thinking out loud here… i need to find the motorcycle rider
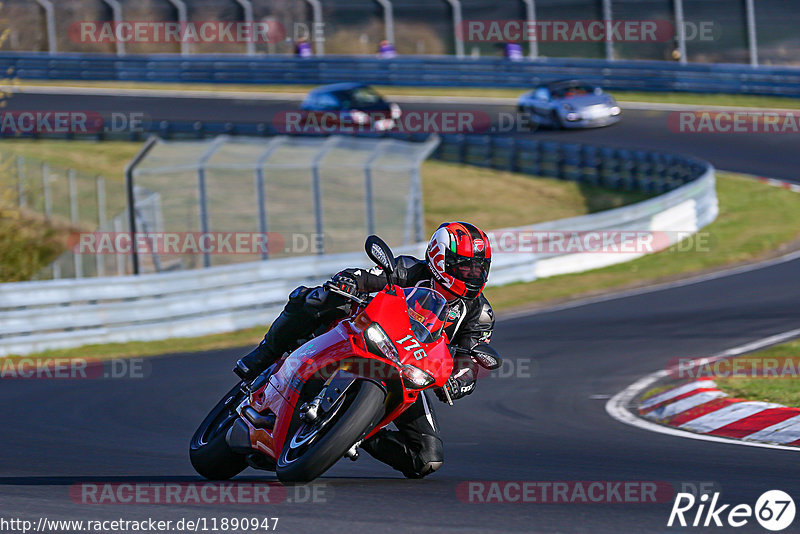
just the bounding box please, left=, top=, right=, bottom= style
left=233, top=221, right=495, bottom=479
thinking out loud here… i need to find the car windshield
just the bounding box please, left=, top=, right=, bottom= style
left=341, top=87, right=383, bottom=108
left=552, top=84, right=596, bottom=98
left=403, top=287, right=448, bottom=343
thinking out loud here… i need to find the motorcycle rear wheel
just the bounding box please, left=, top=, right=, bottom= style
left=276, top=380, right=385, bottom=483
left=190, top=383, right=248, bottom=480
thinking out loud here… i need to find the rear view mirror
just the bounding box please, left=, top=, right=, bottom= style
left=471, top=344, right=502, bottom=371
left=365, top=235, right=396, bottom=275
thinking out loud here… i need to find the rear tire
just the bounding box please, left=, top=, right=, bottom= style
left=190, top=384, right=248, bottom=480
left=276, top=380, right=385, bottom=484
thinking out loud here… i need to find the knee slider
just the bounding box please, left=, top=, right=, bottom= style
left=407, top=434, right=443, bottom=478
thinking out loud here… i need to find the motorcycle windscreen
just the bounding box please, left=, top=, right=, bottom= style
left=403, top=287, right=448, bottom=343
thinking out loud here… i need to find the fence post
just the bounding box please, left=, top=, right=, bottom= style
left=16, top=156, right=26, bottom=208
left=310, top=136, right=341, bottom=255
left=196, top=136, right=229, bottom=268
left=254, top=136, right=288, bottom=260
left=521, top=0, right=537, bottom=59
left=42, top=162, right=52, bottom=219
left=31, top=0, right=57, bottom=54
left=445, top=0, right=465, bottom=58
left=113, top=215, right=125, bottom=275
left=100, top=0, right=126, bottom=56
left=125, top=136, right=160, bottom=275
left=167, top=0, right=190, bottom=55
left=673, top=0, right=688, bottom=64
left=69, top=169, right=83, bottom=278
left=234, top=0, right=256, bottom=56
left=96, top=177, right=107, bottom=277
left=374, top=0, right=395, bottom=47
left=304, top=0, right=325, bottom=55
left=744, top=0, right=758, bottom=67
left=602, top=0, right=614, bottom=61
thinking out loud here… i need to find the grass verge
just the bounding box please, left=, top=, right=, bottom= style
left=0, top=201, right=75, bottom=282
left=9, top=79, right=800, bottom=110
left=483, top=172, right=800, bottom=310
left=6, top=170, right=800, bottom=362
left=712, top=342, right=800, bottom=407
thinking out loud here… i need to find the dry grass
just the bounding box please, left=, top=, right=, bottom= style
left=0, top=196, right=75, bottom=282
left=422, top=160, right=647, bottom=235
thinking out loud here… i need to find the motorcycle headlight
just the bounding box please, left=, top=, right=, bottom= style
left=365, top=323, right=399, bottom=364
left=401, top=364, right=435, bottom=389
left=610, top=106, right=621, bottom=116
left=350, top=110, right=370, bottom=125
left=390, top=103, right=401, bottom=119
left=566, top=112, right=580, bottom=121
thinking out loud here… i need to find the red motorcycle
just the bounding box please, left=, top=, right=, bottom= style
left=190, top=236, right=500, bottom=483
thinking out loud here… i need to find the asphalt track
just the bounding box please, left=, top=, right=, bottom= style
left=3, top=91, right=800, bottom=181
left=1, top=91, right=799, bottom=533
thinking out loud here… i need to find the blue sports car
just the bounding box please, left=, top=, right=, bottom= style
left=517, top=80, right=621, bottom=130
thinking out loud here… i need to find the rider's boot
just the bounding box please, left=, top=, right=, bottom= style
left=234, top=287, right=318, bottom=381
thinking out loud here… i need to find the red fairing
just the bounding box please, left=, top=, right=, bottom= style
left=236, top=286, right=454, bottom=462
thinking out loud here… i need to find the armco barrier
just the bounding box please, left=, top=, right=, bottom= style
left=0, top=160, right=716, bottom=356
left=1, top=52, right=800, bottom=96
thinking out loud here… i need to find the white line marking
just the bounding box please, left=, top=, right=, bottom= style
left=640, top=379, right=717, bottom=410
left=679, top=401, right=781, bottom=433
left=606, top=329, right=800, bottom=452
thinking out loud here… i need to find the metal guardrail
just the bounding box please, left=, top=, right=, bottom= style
left=1, top=52, right=800, bottom=96
left=0, top=154, right=716, bottom=356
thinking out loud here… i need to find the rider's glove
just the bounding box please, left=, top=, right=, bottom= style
left=435, top=366, right=477, bottom=403
left=328, top=271, right=359, bottom=296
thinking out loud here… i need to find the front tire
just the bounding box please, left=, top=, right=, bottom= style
left=276, top=380, right=385, bottom=483
left=190, top=383, right=248, bottom=480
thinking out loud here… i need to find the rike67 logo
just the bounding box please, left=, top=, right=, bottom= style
left=668, top=490, right=795, bottom=530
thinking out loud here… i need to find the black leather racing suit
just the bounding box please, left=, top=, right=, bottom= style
left=237, top=255, right=495, bottom=478
left=340, top=255, right=495, bottom=478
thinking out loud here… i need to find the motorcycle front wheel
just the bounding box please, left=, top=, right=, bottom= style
left=276, top=380, right=385, bottom=483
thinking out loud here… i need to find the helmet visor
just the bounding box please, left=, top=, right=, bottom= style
left=447, top=256, right=490, bottom=286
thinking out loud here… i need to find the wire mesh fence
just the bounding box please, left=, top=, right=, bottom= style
left=128, top=134, right=439, bottom=274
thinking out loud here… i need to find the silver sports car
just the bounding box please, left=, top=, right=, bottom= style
left=517, top=80, right=622, bottom=130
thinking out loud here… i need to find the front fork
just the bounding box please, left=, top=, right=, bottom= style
left=298, top=369, right=360, bottom=423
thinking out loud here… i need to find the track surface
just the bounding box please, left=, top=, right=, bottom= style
left=1, top=91, right=799, bottom=533
left=4, top=91, right=800, bottom=181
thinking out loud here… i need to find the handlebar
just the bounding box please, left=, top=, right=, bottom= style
left=323, top=281, right=370, bottom=307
